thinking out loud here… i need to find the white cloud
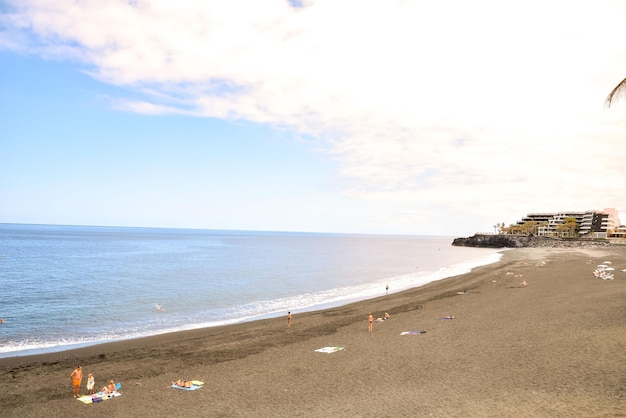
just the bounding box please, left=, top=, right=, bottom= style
left=2, top=0, right=626, bottom=232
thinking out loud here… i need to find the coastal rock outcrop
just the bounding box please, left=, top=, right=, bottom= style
left=451, top=234, right=614, bottom=248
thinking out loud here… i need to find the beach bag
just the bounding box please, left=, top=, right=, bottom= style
left=92, top=397, right=103, bottom=403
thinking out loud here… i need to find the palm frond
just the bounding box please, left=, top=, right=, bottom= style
left=605, top=77, right=626, bottom=107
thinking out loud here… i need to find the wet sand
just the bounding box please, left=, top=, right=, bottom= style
left=1, top=247, right=625, bottom=417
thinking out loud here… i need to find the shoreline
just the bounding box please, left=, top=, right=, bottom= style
left=0, top=249, right=503, bottom=360
left=0, top=250, right=506, bottom=367
left=2, top=247, right=625, bottom=417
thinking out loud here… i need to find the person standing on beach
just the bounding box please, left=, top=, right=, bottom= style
left=70, top=365, right=82, bottom=397
left=368, top=312, right=373, bottom=332
left=86, top=373, right=95, bottom=395
left=287, top=311, right=292, bottom=327
left=386, top=284, right=389, bottom=295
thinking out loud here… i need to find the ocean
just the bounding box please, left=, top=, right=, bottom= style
left=0, top=224, right=501, bottom=358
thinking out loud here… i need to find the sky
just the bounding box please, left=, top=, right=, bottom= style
left=1, top=0, right=625, bottom=236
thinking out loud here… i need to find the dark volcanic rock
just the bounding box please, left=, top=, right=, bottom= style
left=451, top=234, right=613, bottom=249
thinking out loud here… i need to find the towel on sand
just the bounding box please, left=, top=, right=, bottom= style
left=77, top=392, right=122, bottom=404
left=400, top=331, right=426, bottom=335
left=315, top=346, right=344, bottom=353
left=171, top=381, right=205, bottom=391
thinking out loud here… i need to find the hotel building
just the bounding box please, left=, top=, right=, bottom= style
left=516, top=208, right=621, bottom=238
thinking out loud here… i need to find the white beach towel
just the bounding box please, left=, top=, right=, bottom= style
left=315, top=346, right=344, bottom=353
left=400, top=331, right=426, bottom=335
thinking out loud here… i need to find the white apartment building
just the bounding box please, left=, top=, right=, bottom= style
left=517, top=208, right=621, bottom=238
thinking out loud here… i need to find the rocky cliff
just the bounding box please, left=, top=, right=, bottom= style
left=451, top=234, right=614, bottom=248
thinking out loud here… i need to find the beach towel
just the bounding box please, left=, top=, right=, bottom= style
left=400, top=331, right=426, bottom=335
left=77, top=392, right=122, bottom=404
left=315, top=346, right=344, bottom=353
left=171, top=381, right=204, bottom=391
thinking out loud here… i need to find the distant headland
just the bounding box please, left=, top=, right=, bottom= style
left=451, top=234, right=622, bottom=248
left=453, top=208, right=626, bottom=248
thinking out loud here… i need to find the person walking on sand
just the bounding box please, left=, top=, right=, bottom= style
left=368, top=312, right=373, bottom=332
left=70, top=365, right=82, bottom=397
left=287, top=311, right=292, bottom=327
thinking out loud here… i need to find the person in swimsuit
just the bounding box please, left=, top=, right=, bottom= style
left=101, top=380, right=117, bottom=394
left=368, top=312, right=373, bottom=332
left=86, top=373, right=95, bottom=394
left=70, top=365, right=82, bottom=397
left=287, top=311, right=292, bottom=327
left=172, top=379, right=193, bottom=388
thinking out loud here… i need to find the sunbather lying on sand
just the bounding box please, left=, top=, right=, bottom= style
left=172, top=379, right=193, bottom=388
left=374, top=312, right=391, bottom=322
left=441, top=315, right=456, bottom=320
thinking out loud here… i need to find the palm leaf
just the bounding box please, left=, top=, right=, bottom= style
left=605, top=77, right=626, bottom=107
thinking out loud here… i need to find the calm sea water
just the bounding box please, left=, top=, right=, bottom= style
left=0, top=224, right=501, bottom=358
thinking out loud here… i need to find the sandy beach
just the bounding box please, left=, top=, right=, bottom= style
left=1, top=247, right=625, bottom=417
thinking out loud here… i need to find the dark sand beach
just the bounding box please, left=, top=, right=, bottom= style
left=1, top=247, right=625, bottom=417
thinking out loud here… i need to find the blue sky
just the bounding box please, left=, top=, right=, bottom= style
left=1, top=1, right=625, bottom=236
